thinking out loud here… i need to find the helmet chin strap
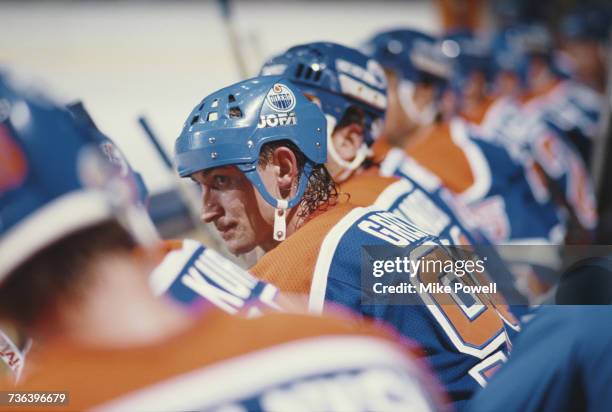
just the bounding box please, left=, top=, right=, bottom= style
left=240, top=162, right=313, bottom=242
left=325, top=114, right=371, bottom=183
left=399, top=80, right=436, bottom=126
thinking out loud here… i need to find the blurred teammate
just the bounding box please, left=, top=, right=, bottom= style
left=0, top=72, right=446, bottom=411
left=176, top=74, right=513, bottom=408
left=559, top=7, right=610, bottom=94
left=365, top=29, right=568, bottom=299
left=368, top=32, right=562, bottom=243
left=514, top=24, right=604, bottom=165
left=487, top=24, right=599, bottom=243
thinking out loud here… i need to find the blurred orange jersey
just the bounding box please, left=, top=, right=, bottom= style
left=405, top=121, right=477, bottom=196
left=250, top=202, right=357, bottom=295
left=7, top=309, right=444, bottom=411
left=339, top=168, right=400, bottom=208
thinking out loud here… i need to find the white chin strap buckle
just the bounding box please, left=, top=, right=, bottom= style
left=273, top=199, right=289, bottom=241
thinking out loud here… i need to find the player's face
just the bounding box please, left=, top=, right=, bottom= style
left=382, top=69, right=419, bottom=145
left=326, top=123, right=364, bottom=181
left=191, top=166, right=274, bottom=255
left=463, top=72, right=487, bottom=102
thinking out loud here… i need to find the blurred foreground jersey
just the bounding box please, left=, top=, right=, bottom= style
left=8, top=310, right=445, bottom=411
left=468, top=306, right=612, bottom=412
left=149, top=239, right=283, bottom=317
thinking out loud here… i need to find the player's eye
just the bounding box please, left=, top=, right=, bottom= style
left=213, top=175, right=231, bottom=189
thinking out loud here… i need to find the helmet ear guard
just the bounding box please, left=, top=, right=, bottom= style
left=175, top=76, right=327, bottom=242
left=236, top=160, right=313, bottom=241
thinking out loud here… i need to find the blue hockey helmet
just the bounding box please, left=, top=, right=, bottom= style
left=0, top=71, right=156, bottom=285
left=66, top=101, right=150, bottom=207
left=490, top=24, right=555, bottom=86
left=363, top=29, right=450, bottom=85
left=175, top=75, right=326, bottom=241
left=363, top=29, right=450, bottom=125
left=560, top=7, right=611, bottom=43
left=440, top=30, right=494, bottom=96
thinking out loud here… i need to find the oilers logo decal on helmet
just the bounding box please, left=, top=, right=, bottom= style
left=258, top=83, right=298, bottom=129
left=265, top=83, right=296, bottom=112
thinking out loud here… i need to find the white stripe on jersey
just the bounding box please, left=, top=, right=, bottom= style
left=309, top=207, right=375, bottom=314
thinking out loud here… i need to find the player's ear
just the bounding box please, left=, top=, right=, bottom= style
left=271, top=146, right=298, bottom=199
left=332, top=123, right=364, bottom=162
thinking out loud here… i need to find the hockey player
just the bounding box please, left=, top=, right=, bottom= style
left=516, top=24, right=605, bottom=166
left=176, top=75, right=514, bottom=407
left=368, top=30, right=565, bottom=243
left=487, top=24, right=599, bottom=243
left=0, top=73, right=445, bottom=410
left=559, top=7, right=610, bottom=94
left=259, top=41, right=525, bottom=309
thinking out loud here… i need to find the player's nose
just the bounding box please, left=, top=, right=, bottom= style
left=200, top=186, right=223, bottom=223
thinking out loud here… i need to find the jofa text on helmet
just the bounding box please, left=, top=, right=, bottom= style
left=258, top=112, right=298, bottom=128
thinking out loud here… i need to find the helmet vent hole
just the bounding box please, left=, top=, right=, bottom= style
left=190, top=115, right=200, bottom=125
left=314, top=70, right=322, bottom=82
left=211, top=99, right=219, bottom=108
left=295, top=64, right=304, bottom=78
left=228, top=94, right=236, bottom=103
left=207, top=111, right=219, bottom=122
left=229, top=107, right=242, bottom=119
left=198, top=101, right=206, bottom=111
left=305, top=67, right=313, bottom=79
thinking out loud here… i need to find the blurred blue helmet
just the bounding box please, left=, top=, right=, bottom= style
left=175, top=75, right=326, bottom=241
left=489, top=24, right=555, bottom=85
left=0, top=71, right=156, bottom=285
left=560, top=7, right=611, bottom=43
left=260, top=42, right=387, bottom=147
left=363, top=28, right=450, bottom=124
left=363, top=29, right=449, bottom=84
left=65, top=101, right=150, bottom=207
left=440, top=30, right=493, bottom=95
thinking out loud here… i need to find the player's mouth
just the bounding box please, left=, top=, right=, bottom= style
left=216, top=222, right=237, bottom=239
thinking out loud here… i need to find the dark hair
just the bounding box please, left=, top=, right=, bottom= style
left=258, top=140, right=339, bottom=220
left=0, top=221, right=136, bottom=330
left=336, top=105, right=366, bottom=131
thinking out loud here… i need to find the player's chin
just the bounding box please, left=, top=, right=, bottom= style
left=225, top=236, right=256, bottom=256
